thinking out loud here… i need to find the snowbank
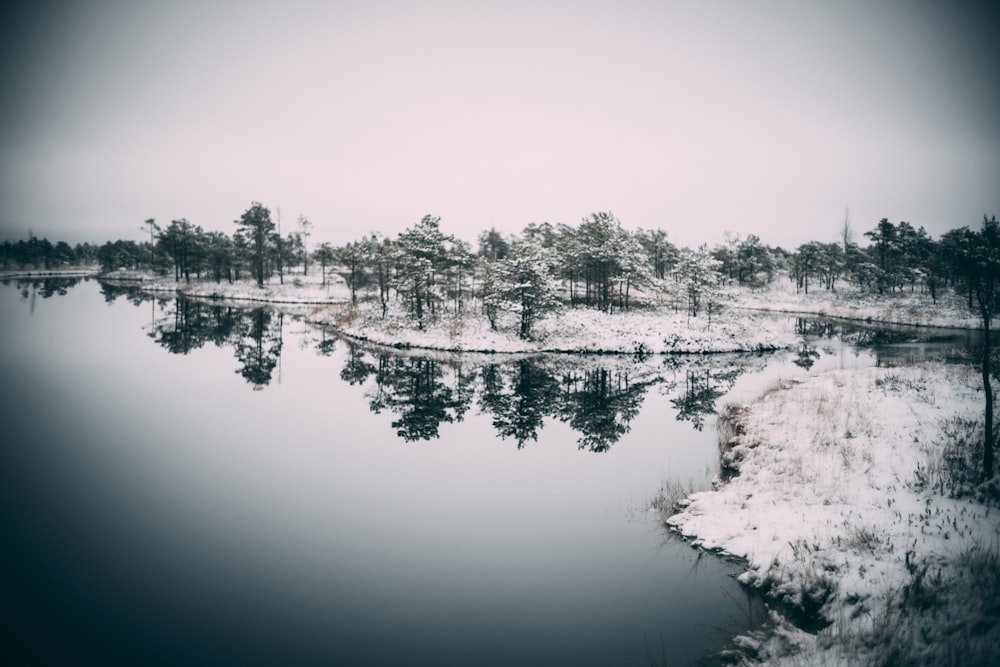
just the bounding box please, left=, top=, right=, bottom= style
left=668, top=364, right=1000, bottom=665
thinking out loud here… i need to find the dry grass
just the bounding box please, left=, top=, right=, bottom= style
left=650, top=478, right=706, bottom=516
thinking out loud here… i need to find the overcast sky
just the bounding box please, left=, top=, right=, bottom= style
left=1, top=0, right=997, bottom=250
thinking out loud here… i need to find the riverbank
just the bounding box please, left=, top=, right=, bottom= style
left=667, top=363, right=1000, bottom=665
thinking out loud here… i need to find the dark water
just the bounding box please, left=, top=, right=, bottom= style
left=0, top=279, right=974, bottom=666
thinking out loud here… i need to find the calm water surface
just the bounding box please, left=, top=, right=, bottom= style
left=0, top=279, right=973, bottom=666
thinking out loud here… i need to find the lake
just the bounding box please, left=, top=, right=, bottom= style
left=0, top=278, right=975, bottom=666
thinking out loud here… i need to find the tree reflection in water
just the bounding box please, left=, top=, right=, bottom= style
left=365, top=355, right=474, bottom=441
left=131, top=292, right=764, bottom=447
left=345, top=342, right=753, bottom=450
left=480, top=359, right=560, bottom=448
left=148, top=296, right=283, bottom=389
left=100, top=281, right=151, bottom=306
left=793, top=343, right=821, bottom=370
left=556, top=368, right=657, bottom=452
left=233, top=309, right=283, bottom=390
left=6, top=277, right=84, bottom=314
left=671, top=369, right=727, bottom=431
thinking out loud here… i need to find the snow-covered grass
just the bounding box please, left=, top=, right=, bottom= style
left=667, top=364, right=1000, bottom=665
left=730, top=279, right=981, bottom=330
left=306, top=299, right=800, bottom=354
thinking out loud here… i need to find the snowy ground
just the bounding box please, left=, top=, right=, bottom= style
left=306, top=299, right=801, bottom=354
left=731, top=279, right=981, bottom=330
left=667, top=364, right=1000, bottom=665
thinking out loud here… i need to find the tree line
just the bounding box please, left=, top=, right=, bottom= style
left=4, top=202, right=999, bottom=343
left=1, top=236, right=98, bottom=269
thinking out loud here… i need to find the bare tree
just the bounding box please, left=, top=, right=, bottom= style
left=840, top=207, right=853, bottom=253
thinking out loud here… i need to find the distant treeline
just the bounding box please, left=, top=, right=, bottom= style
left=1, top=237, right=99, bottom=269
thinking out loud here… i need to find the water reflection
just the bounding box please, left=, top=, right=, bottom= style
left=100, top=281, right=152, bottom=306
left=366, top=355, right=474, bottom=441
left=480, top=359, right=560, bottom=447
left=2, top=276, right=85, bottom=313
left=149, top=296, right=284, bottom=389
left=233, top=309, right=283, bottom=389
left=343, top=345, right=761, bottom=450
left=792, top=343, right=821, bottom=370
left=131, top=295, right=981, bottom=447
left=671, top=369, right=727, bottom=431
left=556, top=367, right=657, bottom=451
left=795, top=316, right=979, bottom=350
left=135, top=295, right=767, bottom=449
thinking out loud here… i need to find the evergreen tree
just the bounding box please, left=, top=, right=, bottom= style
left=483, top=240, right=560, bottom=339
left=337, top=240, right=368, bottom=304
left=674, top=246, right=722, bottom=318
left=235, top=202, right=275, bottom=287
left=314, top=242, right=336, bottom=287
left=394, top=215, right=449, bottom=328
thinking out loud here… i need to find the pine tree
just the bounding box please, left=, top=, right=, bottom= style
left=235, top=202, right=274, bottom=287
left=674, top=246, right=722, bottom=319
left=484, top=240, right=560, bottom=339
left=394, top=215, right=449, bottom=328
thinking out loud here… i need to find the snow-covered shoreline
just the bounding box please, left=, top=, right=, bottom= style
left=0, top=267, right=100, bottom=279
left=668, top=364, right=1000, bottom=665
left=86, top=270, right=986, bottom=355
left=306, top=300, right=801, bottom=354
left=99, top=270, right=807, bottom=354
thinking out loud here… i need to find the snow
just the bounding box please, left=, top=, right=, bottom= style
left=302, top=299, right=802, bottom=354
left=667, top=364, right=1000, bottom=665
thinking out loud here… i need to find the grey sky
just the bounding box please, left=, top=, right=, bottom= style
left=1, top=0, right=997, bottom=250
